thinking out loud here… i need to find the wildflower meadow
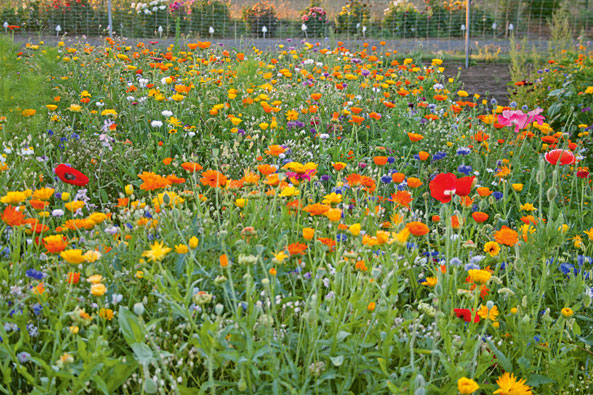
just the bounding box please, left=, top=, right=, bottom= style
left=0, top=34, right=592, bottom=394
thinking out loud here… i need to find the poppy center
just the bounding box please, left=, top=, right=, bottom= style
left=64, top=172, right=77, bottom=181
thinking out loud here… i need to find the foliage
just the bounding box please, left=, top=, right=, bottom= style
left=189, top=0, right=230, bottom=38
left=334, top=0, right=370, bottom=35
left=242, top=0, right=278, bottom=37
left=301, top=0, right=328, bottom=37
left=0, top=35, right=592, bottom=394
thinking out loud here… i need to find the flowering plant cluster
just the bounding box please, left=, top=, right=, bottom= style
left=301, top=2, right=329, bottom=37
left=0, top=36, right=592, bottom=393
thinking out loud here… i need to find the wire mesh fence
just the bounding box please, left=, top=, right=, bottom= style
left=1, top=0, right=592, bottom=46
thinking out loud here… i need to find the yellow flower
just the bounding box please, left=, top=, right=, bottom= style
left=175, top=244, right=189, bottom=254
left=91, top=283, right=107, bottom=297
left=584, top=227, right=593, bottom=241
left=142, top=241, right=172, bottom=262
left=0, top=191, right=27, bottom=204
left=61, top=192, right=71, bottom=201
left=349, top=223, right=361, bottom=236
left=83, top=250, right=102, bottom=263
left=558, top=224, right=569, bottom=233
left=69, top=326, right=79, bottom=334
left=322, top=192, right=342, bottom=205
left=69, top=104, right=82, bottom=112
left=235, top=198, right=247, bottom=208
left=272, top=250, right=288, bottom=263
left=303, top=227, right=315, bottom=240
left=423, top=277, right=437, bottom=287
left=325, top=208, right=342, bottom=222
left=65, top=200, right=85, bottom=212
left=60, top=249, right=85, bottom=264
left=468, top=269, right=491, bottom=284
left=511, top=183, right=524, bottom=192
left=125, top=184, right=134, bottom=195
left=99, top=308, right=114, bottom=320
left=21, top=109, right=37, bottom=117
left=279, top=186, right=299, bottom=197
left=457, top=90, right=469, bottom=97
left=483, top=241, right=500, bottom=257
left=477, top=304, right=499, bottom=321
left=189, top=236, right=199, bottom=249
left=87, top=274, right=103, bottom=284
left=46, top=104, right=58, bottom=111
left=520, top=203, right=536, bottom=212
left=510, top=307, right=518, bottom=314
left=88, top=212, right=108, bottom=224
left=390, top=227, right=410, bottom=246
left=457, top=377, right=479, bottom=394
left=561, top=307, right=574, bottom=318
left=493, top=372, right=533, bottom=395
left=136, top=271, right=144, bottom=279
left=32, top=188, right=54, bottom=201
left=585, top=86, right=593, bottom=94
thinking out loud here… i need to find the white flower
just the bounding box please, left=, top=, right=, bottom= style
left=55, top=25, right=61, bottom=32
left=161, top=110, right=173, bottom=117
left=96, top=101, right=105, bottom=107
left=209, top=26, right=214, bottom=34
left=151, top=120, right=163, bottom=128
left=52, top=209, right=64, bottom=217
left=301, top=24, right=307, bottom=31
left=3, top=22, right=8, bottom=29
left=262, top=26, right=267, bottom=33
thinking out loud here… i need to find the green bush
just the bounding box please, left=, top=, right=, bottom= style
left=242, top=1, right=278, bottom=37
left=335, top=0, right=370, bottom=35
left=301, top=0, right=329, bottom=38
left=189, top=0, right=230, bottom=38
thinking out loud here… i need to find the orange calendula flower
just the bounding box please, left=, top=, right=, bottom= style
left=219, top=254, right=229, bottom=268
left=373, top=156, right=388, bottom=166
left=287, top=242, right=307, bottom=255
left=494, top=226, right=519, bottom=246
left=138, top=172, right=171, bottom=191
left=43, top=234, right=68, bottom=253
left=200, top=170, right=227, bottom=188
left=390, top=191, right=412, bottom=207
left=2, top=205, right=25, bottom=226
left=181, top=162, right=203, bottom=172
left=303, top=203, right=330, bottom=216
left=264, top=145, right=286, bottom=156
left=406, top=221, right=429, bottom=236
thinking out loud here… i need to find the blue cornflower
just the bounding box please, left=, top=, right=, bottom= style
left=26, top=269, right=45, bottom=280
left=493, top=191, right=504, bottom=200
left=458, top=164, right=473, bottom=175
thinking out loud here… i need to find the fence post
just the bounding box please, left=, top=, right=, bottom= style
left=107, top=0, right=113, bottom=38
left=465, top=0, right=470, bottom=68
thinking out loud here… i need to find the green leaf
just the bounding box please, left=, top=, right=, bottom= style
left=143, top=377, right=158, bottom=394
left=118, top=306, right=146, bottom=345
left=517, top=356, right=530, bottom=371
left=92, top=375, right=109, bottom=395
left=336, top=331, right=351, bottom=341
left=130, top=343, right=154, bottom=367
left=106, top=360, right=138, bottom=392
left=330, top=355, right=344, bottom=366
left=572, top=321, right=582, bottom=336
left=526, top=374, right=555, bottom=387
left=377, top=357, right=388, bottom=375
left=486, top=339, right=512, bottom=372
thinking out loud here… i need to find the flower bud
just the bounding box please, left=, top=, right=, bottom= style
left=133, top=302, right=145, bottom=316
left=546, top=186, right=558, bottom=201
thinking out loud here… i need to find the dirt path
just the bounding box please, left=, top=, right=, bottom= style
left=446, top=63, right=511, bottom=105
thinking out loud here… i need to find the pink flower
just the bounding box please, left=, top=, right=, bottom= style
left=497, top=108, right=544, bottom=133
left=544, top=149, right=575, bottom=165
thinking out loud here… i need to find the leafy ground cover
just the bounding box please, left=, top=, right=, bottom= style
left=0, top=36, right=592, bottom=394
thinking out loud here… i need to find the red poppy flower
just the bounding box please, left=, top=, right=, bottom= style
left=429, top=173, right=475, bottom=203
left=577, top=170, right=590, bottom=178
left=54, top=164, right=89, bottom=187
left=544, top=149, right=575, bottom=166
left=454, top=308, right=480, bottom=323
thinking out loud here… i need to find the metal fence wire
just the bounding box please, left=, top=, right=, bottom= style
left=1, top=0, right=592, bottom=45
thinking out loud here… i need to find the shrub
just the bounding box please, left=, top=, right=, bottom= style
left=335, top=0, right=370, bottom=35
left=132, top=0, right=170, bottom=37
left=301, top=0, right=329, bottom=37
left=190, top=0, right=230, bottom=38
left=242, top=1, right=278, bottom=37
left=43, top=0, right=95, bottom=35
